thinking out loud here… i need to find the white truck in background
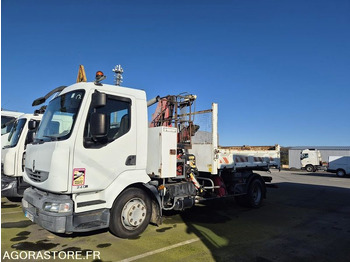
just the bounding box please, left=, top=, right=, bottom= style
left=300, top=149, right=327, bottom=172
left=1, top=110, right=24, bottom=147
left=327, top=156, right=350, bottom=177
left=1, top=113, right=42, bottom=201
left=21, top=66, right=280, bottom=238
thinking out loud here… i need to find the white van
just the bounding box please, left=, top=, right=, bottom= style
left=328, top=156, right=350, bottom=177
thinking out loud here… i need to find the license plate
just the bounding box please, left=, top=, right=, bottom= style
left=25, top=211, right=34, bottom=222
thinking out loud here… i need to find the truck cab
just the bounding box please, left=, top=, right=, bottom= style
left=1, top=110, right=24, bottom=147
left=22, top=82, right=152, bottom=237
left=1, top=113, right=41, bottom=201
left=300, top=149, right=326, bottom=172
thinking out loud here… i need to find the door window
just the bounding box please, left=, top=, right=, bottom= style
left=84, top=95, right=131, bottom=148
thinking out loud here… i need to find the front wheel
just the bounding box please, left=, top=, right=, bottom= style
left=109, top=188, right=152, bottom=239
left=305, top=165, right=314, bottom=172
left=336, top=169, right=346, bottom=177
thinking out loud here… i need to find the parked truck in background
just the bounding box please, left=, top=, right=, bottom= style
left=22, top=66, right=280, bottom=238
left=300, top=149, right=327, bottom=172
left=327, top=156, right=350, bottom=177
left=1, top=110, right=24, bottom=147
left=1, top=113, right=42, bottom=201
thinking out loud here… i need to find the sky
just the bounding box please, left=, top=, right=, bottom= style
left=1, top=0, right=350, bottom=147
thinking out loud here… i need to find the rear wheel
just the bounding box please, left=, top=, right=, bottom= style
left=305, top=165, right=314, bottom=172
left=236, top=178, right=264, bottom=208
left=336, top=169, right=346, bottom=177
left=109, top=188, right=151, bottom=239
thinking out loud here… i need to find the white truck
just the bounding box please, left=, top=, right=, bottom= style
left=1, top=110, right=24, bottom=147
left=327, top=156, right=350, bottom=177
left=22, top=68, right=280, bottom=238
left=1, top=113, right=42, bottom=201
left=300, top=149, right=327, bottom=172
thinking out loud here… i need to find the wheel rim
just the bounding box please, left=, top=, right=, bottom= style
left=121, top=198, right=147, bottom=230
left=337, top=170, right=345, bottom=177
left=252, top=183, right=262, bottom=205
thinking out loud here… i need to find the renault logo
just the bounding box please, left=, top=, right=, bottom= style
left=32, top=160, right=35, bottom=173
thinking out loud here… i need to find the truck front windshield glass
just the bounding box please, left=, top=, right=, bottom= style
left=300, top=153, right=309, bottom=160
left=6, top=118, right=27, bottom=148
left=36, top=90, right=85, bottom=142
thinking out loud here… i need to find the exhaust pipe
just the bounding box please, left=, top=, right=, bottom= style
left=147, top=96, right=160, bottom=107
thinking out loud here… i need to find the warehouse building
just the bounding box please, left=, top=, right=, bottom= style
left=289, top=146, right=350, bottom=169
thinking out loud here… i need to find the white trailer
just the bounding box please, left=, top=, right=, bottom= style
left=22, top=67, right=279, bottom=238
left=1, top=113, right=42, bottom=201
left=327, top=156, right=350, bottom=177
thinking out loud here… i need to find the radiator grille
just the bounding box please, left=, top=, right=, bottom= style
left=25, top=168, right=49, bottom=182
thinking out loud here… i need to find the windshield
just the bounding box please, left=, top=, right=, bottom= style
left=1, top=116, right=16, bottom=135
left=300, top=153, right=309, bottom=160
left=6, top=118, right=27, bottom=148
left=35, top=90, right=85, bottom=142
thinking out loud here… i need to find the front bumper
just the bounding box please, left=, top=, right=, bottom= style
left=1, top=175, right=21, bottom=197
left=22, top=187, right=110, bottom=233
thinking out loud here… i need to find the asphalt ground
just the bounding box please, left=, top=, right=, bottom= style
left=1, top=169, right=350, bottom=262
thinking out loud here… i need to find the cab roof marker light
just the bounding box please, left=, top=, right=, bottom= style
left=94, top=71, right=106, bottom=85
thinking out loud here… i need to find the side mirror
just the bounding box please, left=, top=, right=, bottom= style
left=28, top=120, right=38, bottom=130
left=26, top=130, right=36, bottom=145
left=92, top=92, right=107, bottom=108
left=90, top=113, right=109, bottom=138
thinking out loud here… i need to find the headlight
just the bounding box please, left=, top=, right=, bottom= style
left=43, top=202, right=72, bottom=213
left=1, top=181, right=16, bottom=191
left=22, top=199, right=29, bottom=208
left=2, top=182, right=10, bottom=188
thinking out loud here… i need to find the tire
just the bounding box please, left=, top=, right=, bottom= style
left=305, top=165, right=314, bottom=172
left=6, top=197, right=22, bottom=202
left=336, top=169, right=346, bottom=177
left=109, top=188, right=152, bottom=239
left=236, top=178, right=264, bottom=208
